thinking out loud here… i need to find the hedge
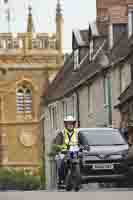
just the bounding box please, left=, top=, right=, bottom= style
left=0, top=168, right=41, bottom=190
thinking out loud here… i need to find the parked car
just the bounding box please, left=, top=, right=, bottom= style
left=77, top=128, right=129, bottom=184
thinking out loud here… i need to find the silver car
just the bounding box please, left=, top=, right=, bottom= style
left=77, top=128, right=129, bottom=183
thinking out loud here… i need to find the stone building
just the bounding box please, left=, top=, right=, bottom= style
left=0, top=1, right=64, bottom=173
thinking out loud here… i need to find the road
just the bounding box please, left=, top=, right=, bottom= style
left=0, top=183, right=133, bottom=200
left=0, top=184, right=133, bottom=200
left=1, top=185, right=133, bottom=200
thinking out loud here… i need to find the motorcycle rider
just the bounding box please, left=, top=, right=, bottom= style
left=54, top=115, right=80, bottom=186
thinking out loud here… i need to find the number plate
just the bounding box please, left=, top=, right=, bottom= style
left=92, top=164, right=114, bottom=170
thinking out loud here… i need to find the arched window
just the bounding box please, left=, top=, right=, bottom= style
left=16, top=86, right=32, bottom=114
left=24, top=88, right=32, bottom=114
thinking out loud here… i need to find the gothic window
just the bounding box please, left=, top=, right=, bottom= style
left=16, top=86, right=32, bottom=115
left=24, top=88, right=32, bottom=114
left=16, top=88, right=24, bottom=113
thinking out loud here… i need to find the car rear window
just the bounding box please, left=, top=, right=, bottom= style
left=79, top=129, right=127, bottom=146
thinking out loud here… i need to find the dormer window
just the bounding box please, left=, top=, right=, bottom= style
left=128, top=7, right=133, bottom=37
left=89, top=39, right=93, bottom=61
left=74, top=48, right=79, bottom=70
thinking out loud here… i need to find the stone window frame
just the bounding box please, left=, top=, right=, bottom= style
left=16, top=85, right=33, bottom=116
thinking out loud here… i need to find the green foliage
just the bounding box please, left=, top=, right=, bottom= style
left=48, top=144, right=62, bottom=157
left=0, top=168, right=41, bottom=190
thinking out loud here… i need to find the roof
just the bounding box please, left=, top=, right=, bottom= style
left=44, top=54, right=102, bottom=104
left=44, top=24, right=133, bottom=106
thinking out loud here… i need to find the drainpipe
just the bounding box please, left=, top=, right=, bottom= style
left=76, top=91, right=80, bottom=128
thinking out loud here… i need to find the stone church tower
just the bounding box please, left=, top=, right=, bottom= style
left=0, top=1, right=64, bottom=172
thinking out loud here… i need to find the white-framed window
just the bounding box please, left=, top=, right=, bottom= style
left=16, top=86, right=32, bottom=114
left=128, top=7, right=133, bottom=37
left=50, top=106, right=57, bottom=130
left=63, top=101, right=67, bottom=118
left=74, top=49, right=79, bottom=70
left=88, top=85, right=93, bottom=114
left=103, top=76, right=109, bottom=107
left=72, top=96, right=75, bottom=118
left=89, top=39, right=93, bottom=61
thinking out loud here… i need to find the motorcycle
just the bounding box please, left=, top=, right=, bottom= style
left=61, top=144, right=82, bottom=191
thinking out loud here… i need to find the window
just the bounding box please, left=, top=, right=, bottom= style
left=74, top=49, right=79, bottom=70
left=113, top=24, right=127, bottom=44
left=103, top=76, right=109, bottom=106
left=89, top=39, right=93, bottom=61
left=88, top=85, right=93, bottom=114
left=16, top=86, right=32, bottom=115
left=63, top=101, right=67, bottom=118
left=51, top=106, right=57, bottom=130
left=128, top=8, right=133, bottom=36
left=103, top=75, right=112, bottom=125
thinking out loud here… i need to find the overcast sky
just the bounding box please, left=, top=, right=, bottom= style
left=0, top=0, right=96, bottom=52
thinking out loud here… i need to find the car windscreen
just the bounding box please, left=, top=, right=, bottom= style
left=79, top=130, right=126, bottom=146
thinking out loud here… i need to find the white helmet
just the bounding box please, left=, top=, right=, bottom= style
left=64, top=115, right=76, bottom=122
